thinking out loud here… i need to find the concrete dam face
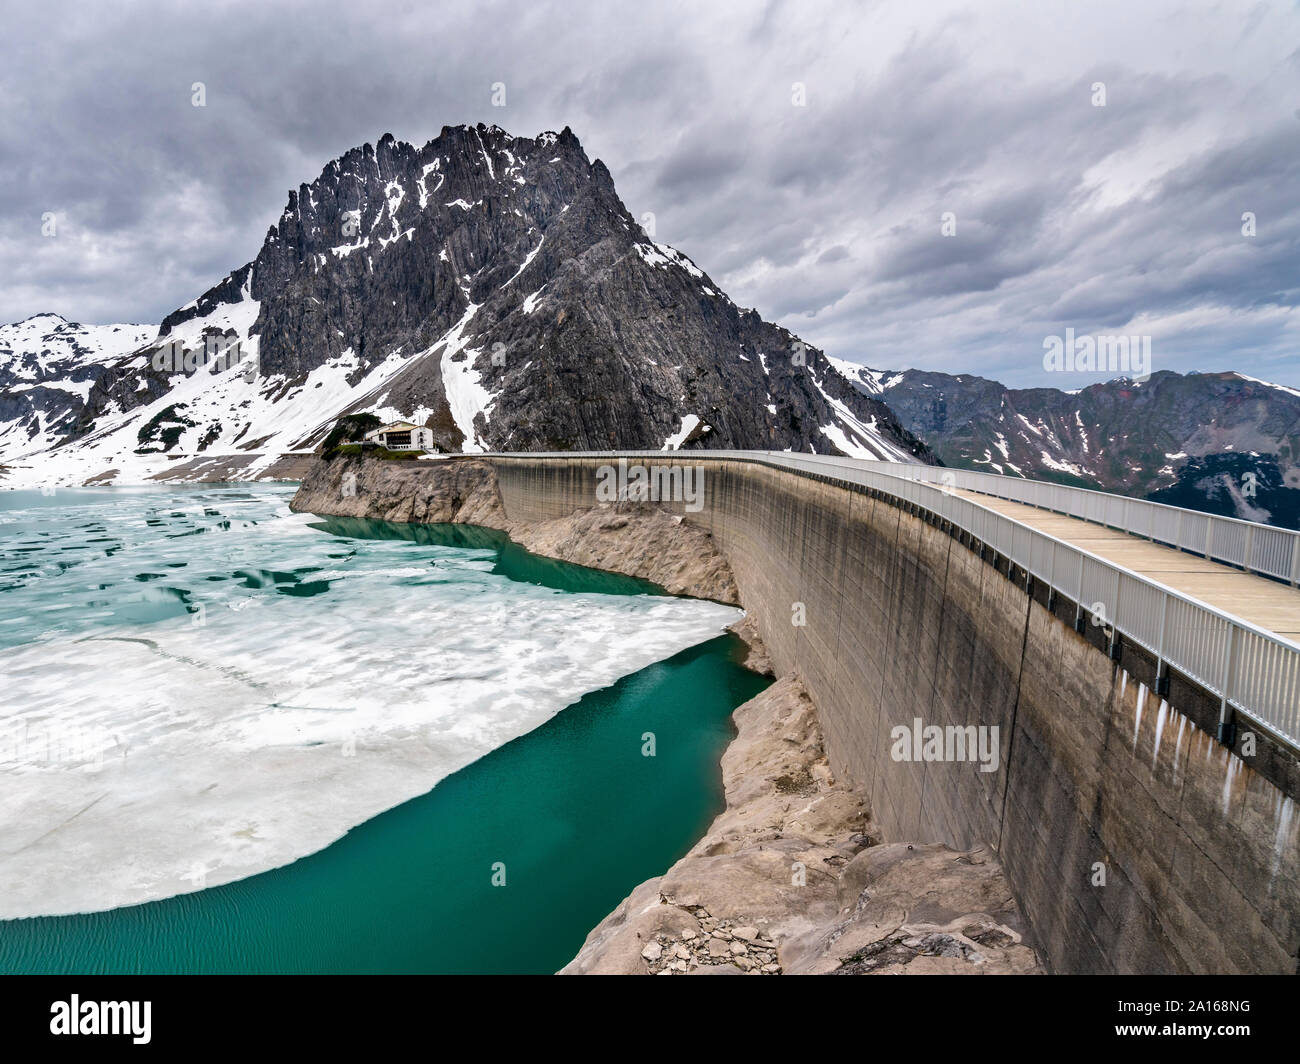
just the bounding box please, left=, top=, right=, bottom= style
left=482, top=454, right=1300, bottom=975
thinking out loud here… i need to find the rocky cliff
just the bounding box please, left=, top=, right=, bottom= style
left=3, top=124, right=930, bottom=487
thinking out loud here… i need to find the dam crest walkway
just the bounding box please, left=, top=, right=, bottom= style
left=488, top=450, right=1300, bottom=751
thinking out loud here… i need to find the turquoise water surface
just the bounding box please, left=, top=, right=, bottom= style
left=0, top=487, right=767, bottom=973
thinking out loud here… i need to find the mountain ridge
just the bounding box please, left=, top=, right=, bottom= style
left=833, top=358, right=1300, bottom=528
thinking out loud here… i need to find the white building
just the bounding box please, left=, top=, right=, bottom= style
left=364, top=421, right=436, bottom=452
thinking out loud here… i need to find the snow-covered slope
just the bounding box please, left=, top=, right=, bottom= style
left=0, top=315, right=155, bottom=466
left=817, top=358, right=917, bottom=461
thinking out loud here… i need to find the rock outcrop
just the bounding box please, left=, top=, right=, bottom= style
left=291, top=454, right=740, bottom=603
left=726, top=613, right=774, bottom=677
left=560, top=674, right=1040, bottom=975
left=291, top=454, right=508, bottom=525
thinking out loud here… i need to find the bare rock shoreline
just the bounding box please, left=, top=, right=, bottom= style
left=290, top=455, right=739, bottom=603
left=561, top=671, right=1039, bottom=976
left=290, top=456, right=1041, bottom=975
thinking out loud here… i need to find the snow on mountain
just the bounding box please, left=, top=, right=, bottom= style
left=1, top=124, right=932, bottom=488
left=0, top=315, right=156, bottom=466
left=817, top=359, right=915, bottom=460
left=835, top=361, right=1300, bottom=527
left=827, top=355, right=891, bottom=396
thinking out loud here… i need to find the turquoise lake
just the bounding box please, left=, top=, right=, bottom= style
left=0, top=486, right=768, bottom=973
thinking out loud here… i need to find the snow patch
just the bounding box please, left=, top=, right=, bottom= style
left=662, top=414, right=701, bottom=450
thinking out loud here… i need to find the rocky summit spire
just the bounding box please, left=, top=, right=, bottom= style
left=3, top=125, right=932, bottom=480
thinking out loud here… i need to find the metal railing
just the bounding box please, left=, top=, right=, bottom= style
left=837, top=459, right=1300, bottom=586
left=484, top=450, right=1300, bottom=749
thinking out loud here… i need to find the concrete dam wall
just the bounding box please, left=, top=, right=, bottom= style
left=480, top=454, right=1300, bottom=975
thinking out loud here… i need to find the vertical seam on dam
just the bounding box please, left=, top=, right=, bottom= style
left=868, top=495, right=906, bottom=831
left=916, top=519, right=957, bottom=846
left=998, top=587, right=1033, bottom=853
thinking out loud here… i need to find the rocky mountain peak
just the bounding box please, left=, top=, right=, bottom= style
left=2, top=124, right=931, bottom=486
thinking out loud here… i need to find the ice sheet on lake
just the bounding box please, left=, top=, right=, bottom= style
left=0, top=487, right=741, bottom=918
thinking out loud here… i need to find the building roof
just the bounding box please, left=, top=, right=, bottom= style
left=365, top=421, right=422, bottom=438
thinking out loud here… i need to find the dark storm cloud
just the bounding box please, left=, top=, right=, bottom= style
left=1, top=0, right=1297, bottom=388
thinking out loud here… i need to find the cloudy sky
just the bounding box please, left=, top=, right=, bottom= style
left=3, top=0, right=1298, bottom=388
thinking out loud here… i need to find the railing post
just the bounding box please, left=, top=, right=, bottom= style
left=1205, top=520, right=1213, bottom=561
left=1244, top=524, right=1255, bottom=573
left=1291, top=535, right=1300, bottom=588
left=1154, top=594, right=1170, bottom=695
left=1218, top=623, right=1239, bottom=744
left=1074, top=553, right=1085, bottom=632
left=1108, top=573, right=1123, bottom=660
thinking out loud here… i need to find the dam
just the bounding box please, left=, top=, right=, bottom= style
left=294, top=450, right=1300, bottom=975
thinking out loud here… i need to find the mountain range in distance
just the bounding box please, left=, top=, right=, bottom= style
left=832, top=360, right=1300, bottom=529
